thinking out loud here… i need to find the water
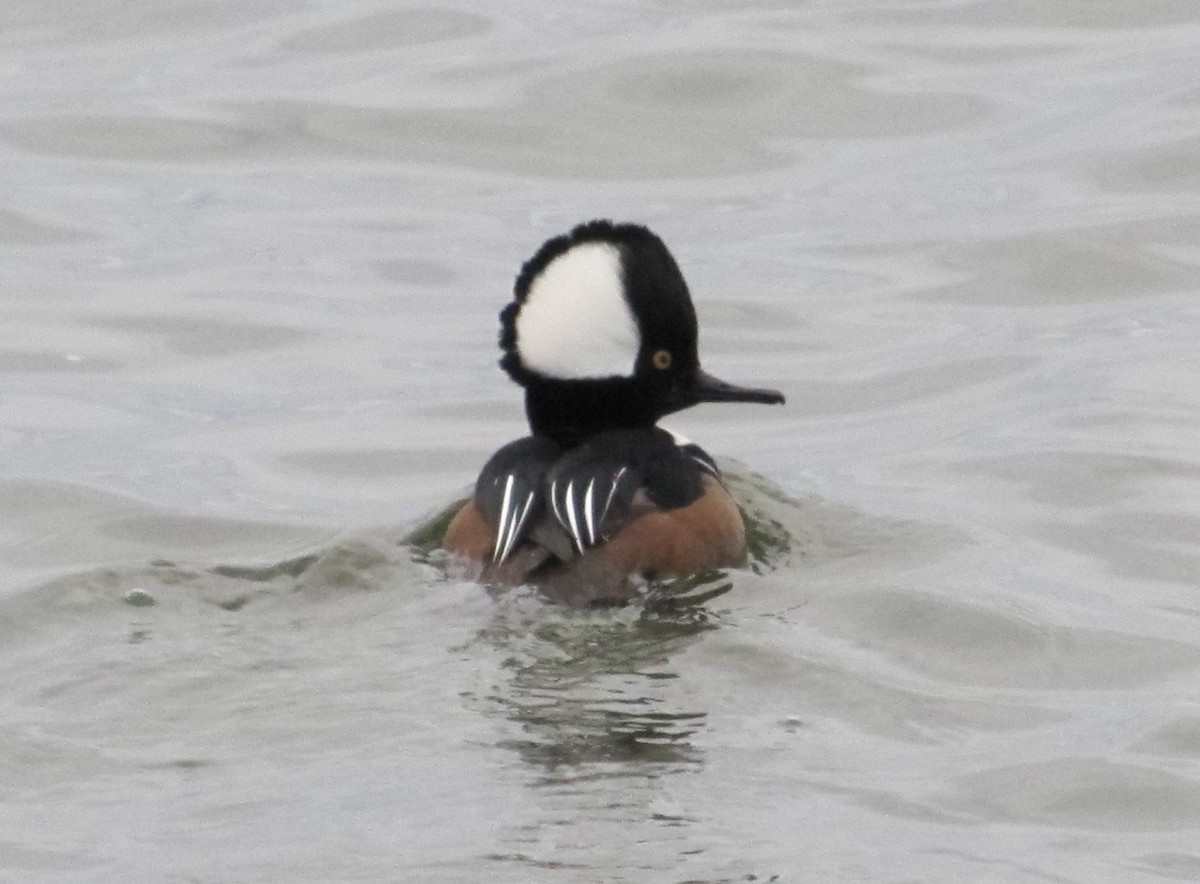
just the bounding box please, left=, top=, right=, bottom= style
left=3, top=1, right=1200, bottom=881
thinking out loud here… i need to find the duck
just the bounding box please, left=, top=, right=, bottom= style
left=442, top=219, right=784, bottom=604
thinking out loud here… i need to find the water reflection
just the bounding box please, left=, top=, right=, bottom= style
left=434, top=466, right=799, bottom=780
left=477, top=597, right=720, bottom=779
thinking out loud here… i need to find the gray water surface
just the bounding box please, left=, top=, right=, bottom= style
left=3, top=1, right=1200, bottom=881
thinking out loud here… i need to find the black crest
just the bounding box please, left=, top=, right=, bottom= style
left=498, top=220, right=699, bottom=388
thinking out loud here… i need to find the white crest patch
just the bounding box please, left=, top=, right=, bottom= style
left=515, top=241, right=639, bottom=380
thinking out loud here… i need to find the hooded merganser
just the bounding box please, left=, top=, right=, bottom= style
left=442, top=220, right=785, bottom=604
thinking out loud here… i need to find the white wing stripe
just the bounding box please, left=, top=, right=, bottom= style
left=497, top=488, right=535, bottom=564
left=549, top=479, right=565, bottom=527
left=492, top=474, right=515, bottom=561
left=583, top=479, right=597, bottom=546
left=517, top=489, right=535, bottom=530
left=564, top=480, right=585, bottom=554
left=600, top=466, right=627, bottom=528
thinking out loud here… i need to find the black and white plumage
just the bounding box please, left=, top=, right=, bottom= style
left=442, top=220, right=784, bottom=601
left=475, top=428, right=713, bottom=568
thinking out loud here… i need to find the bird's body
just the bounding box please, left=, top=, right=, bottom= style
left=442, top=220, right=783, bottom=603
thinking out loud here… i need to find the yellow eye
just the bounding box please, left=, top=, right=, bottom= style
left=651, top=349, right=672, bottom=370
